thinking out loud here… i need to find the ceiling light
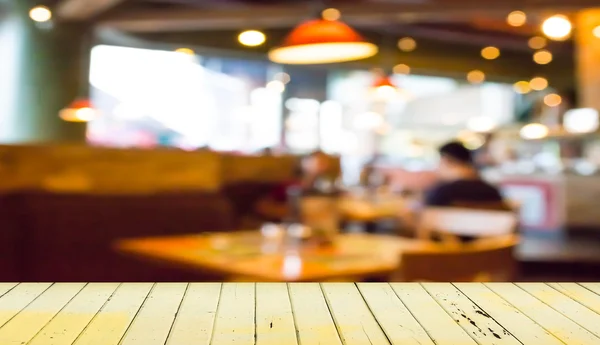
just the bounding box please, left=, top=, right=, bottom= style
left=29, top=6, right=52, bottom=22
left=544, top=93, right=562, bottom=107
left=564, top=108, right=599, bottom=133
left=467, top=70, right=485, bottom=84
left=322, top=8, right=341, bottom=21
left=533, top=50, right=553, bottom=65
left=481, top=46, right=500, bottom=60
left=529, top=77, right=548, bottom=91
left=239, top=30, right=266, bottom=47
left=513, top=81, right=531, bottom=94
left=398, top=37, right=417, bottom=52
left=542, top=15, right=572, bottom=41
left=507, top=11, right=527, bottom=27
left=59, top=99, right=99, bottom=123
left=268, top=19, right=377, bottom=64
left=372, top=75, right=398, bottom=100
left=528, top=36, right=547, bottom=50
left=520, top=123, right=549, bottom=139
left=393, top=64, right=410, bottom=74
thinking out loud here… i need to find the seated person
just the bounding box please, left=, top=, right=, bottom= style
left=255, top=151, right=331, bottom=222
left=420, top=141, right=509, bottom=242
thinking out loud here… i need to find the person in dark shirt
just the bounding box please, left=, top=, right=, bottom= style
left=424, top=141, right=505, bottom=207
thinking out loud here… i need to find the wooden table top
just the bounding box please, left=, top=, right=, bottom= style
left=1, top=282, right=599, bottom=344
left=115, top=232, right=433, bottom=281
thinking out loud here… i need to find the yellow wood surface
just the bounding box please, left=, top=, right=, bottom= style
left=0, top=283, right=599, bottom=344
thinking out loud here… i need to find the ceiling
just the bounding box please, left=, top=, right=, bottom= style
left=44, top=0, right=599, bottom=88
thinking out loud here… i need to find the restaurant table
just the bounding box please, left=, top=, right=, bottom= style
left=1, top=282, right=599, bottom=344
left=114, top=231, right=433, bottom=282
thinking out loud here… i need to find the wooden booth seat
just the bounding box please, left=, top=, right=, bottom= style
left=2, top=191, right=236, bottom=282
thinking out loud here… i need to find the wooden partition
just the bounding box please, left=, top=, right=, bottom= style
left=0, top=145, right=328, bottom=194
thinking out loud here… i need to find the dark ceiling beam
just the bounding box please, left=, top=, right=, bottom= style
left=55, top=0, right=130, bottom=21
left=98, top=1, right=596, bottom=33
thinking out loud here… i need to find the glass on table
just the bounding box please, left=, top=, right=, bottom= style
left=260, top=223, right=285, bottom=253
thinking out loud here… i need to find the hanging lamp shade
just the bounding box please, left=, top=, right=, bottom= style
left=59, top=99, right=99, bottom=123
left=371, top=74, right=398, bottom=100
left=373, top=74, right=396, bottom=88
left=268, top=19, right=378, bottom=64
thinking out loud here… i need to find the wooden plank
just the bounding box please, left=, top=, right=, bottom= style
left=357, top=283, right=435, bottom=345
left=454, top=283, right=565, bottom=345
left=119, top=283, right=187, bottom=345
left=580, top=283, right=600, bottom=296
left=390, top=283, right=478, bottom=345
left=549, top=283, right=600, bottom=315
left=0, top=283, right=52, bottom=328
left=0, top=284, right=17, bottom=298
left=166, top=283, right=221, bottom=345
left=517, top=283, right=600, bottom=338
left=255, top=283, right=297, bottom=345
left=321, top=283, right=390, bottom=345
left=486, top=283, right=600, bottom=345
left=0, top=283, right=86, bottom=344
left=288, top=283, right=342, bottom=345
left=210, top=283, right=255, bottom=345
left=423, top=283, right=521, bottom=344
left=28, top=283, right=120, bottom=345
left=73, top=283, right=153, bottom=345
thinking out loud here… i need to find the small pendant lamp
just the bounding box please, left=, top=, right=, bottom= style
left=59, top=98, right=99, bottom=123
left=268, top=11, right=378, bottom=65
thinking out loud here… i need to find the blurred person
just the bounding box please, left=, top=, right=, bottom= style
left=255, top=151, right=332, bottom=222
left=425, top=141, right=506, bottom=208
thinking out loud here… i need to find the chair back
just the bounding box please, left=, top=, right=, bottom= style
left=419, top=207, right=517, bottom=238
left=399, top=234, right=519, bottom=282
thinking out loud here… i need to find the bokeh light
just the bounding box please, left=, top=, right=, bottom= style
left=513, top=81, right=531, bottom=94
left=273, top=72, right=291, bottom=84
left=507, top=11, right=527, bottom=27
left=529, top=77, right=548, bottom=91
left=544, top=93, right=562, bottom=107
left=481, top=46, right=500, bottom=60
left=238, top=30, right=266, bottom=47
left=266, top=80, right=285, bottom=93
left=542, top=15, right=572, bottom=41
left=520, top=123, right=549, bottom=139
left=398, top=37, right=417, bottom=52
left=322, top=8, right=341, bottom=21
left=467, top=70, right=485, bottom=84
left=528, top=36, right=547, bottom=50
left=393, top=64, right=410, bottom=74
left=175, top=48, right=195, bottom=56
left=533, top=50, right=553, bottom=65
left=29, top=6, right=52, bottom=22
left=594, top=26, right=600, bottom=38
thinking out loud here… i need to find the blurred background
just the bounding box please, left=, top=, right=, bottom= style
left=2, top=0, right=600, bottom=283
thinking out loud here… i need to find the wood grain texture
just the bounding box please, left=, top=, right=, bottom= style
left=210, top=283, right=255, bottom=345
left=72, top=283, right=153, bottom=345
left=485, top=283, right=600, bottom=345
left=256, top=283, right=297, bottom=345
left=454, top=283, right=565, bottom=345
left=549, top=282, right=600, bottom=314
left=357, top=283, right=434, bottom=345
left=0, top=282, right=598, bottom=344
left=423, top=283, right=521, bottom=344
left=166, top=283, right=221, bottom=345
left=321, top=283, right=390, bottom=345
left=390, top=283, right=478, bottom=345
left=517, top=283, right=600, bottom=338
left=288, top=283, right=342, bottom=345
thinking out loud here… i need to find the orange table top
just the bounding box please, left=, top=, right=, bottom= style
left=114, top=231, right=434, bottom=281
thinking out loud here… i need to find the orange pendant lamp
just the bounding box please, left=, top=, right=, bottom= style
left=371, top=72, right=398, bottom=100
left=59, top=98, right=99, bottom=122
left=268, top=16, right=378, bottom=64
